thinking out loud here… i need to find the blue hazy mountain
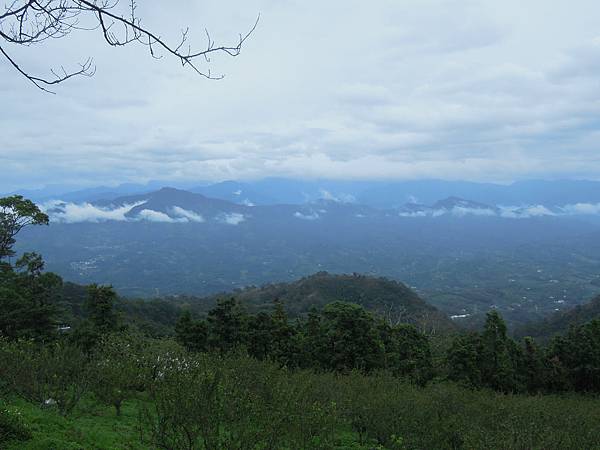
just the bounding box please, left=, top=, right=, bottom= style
left=176, top=178, right=600, bottom=208
left=15, top=186, right=600, bottom=330
left=13, top=178, right=600, bottom=207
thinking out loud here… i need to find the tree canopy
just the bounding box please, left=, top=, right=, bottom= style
left=0, top=195, right=48, bottom=262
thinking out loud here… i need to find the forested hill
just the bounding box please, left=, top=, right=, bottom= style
left=515, top=294, right=600, bottom=341
left=58, top=272, right=455, bottom=335
left=200, top=272, right=456, bottom=333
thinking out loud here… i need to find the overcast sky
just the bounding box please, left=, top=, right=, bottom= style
left=2, top=0, right=600, bottom=192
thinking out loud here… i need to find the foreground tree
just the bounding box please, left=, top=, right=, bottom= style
left=319, top=302, right=384, bottom=372
left=207, top=298, right=247, bottom=353
left=548, top=319, right=600, bottom=392
left=70, top=284, right=120, bottom=350
left=0, top=195, right=48, bottom=262
left=479, top=310, right=520, bottom=392
left=0, top=1, right=258, bottom=92
left=0, top=196, right=59, bottom=342
left=175, top=310, right=208, bottom=353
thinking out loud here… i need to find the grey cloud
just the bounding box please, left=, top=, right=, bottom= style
left=3, top=0, right=600, bottom=192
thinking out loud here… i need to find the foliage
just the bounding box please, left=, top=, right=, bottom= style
left=0, top=339, right=90, bottom=416
left=0, top=402, right=31, bottom=445
left=3, top=194, right=600, bottom=448
left=516, top=294, right=600, bottom=342
left=174, top=299, right=433, bottom=382
left=547, top=319, right=600, bottom=392
left=142, top=353, right=340, bottom=449
left=2, top=351, right=600, bottom=449
left=0, top=254, right=62, bottom=342
left=0, top=195, right=48, bottom=261
left=91, top=333, right=146, bottom=416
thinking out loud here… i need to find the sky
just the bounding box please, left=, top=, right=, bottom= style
left=2, top=0, right=600, bottom=192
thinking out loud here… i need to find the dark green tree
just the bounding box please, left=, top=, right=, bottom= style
left=0, top=253, right=61, bottom=342
left=70, top=284, right=119, bottom=351
left=320, top=302, right=384, bottom=372
left=445, top=333, right=482, bottom=388
left=548, top=319, right=600, bottom=392
left=298, top=307, right=327, bottom=369
left=479, top=310, right=520, bottom=392
left=207, top=298, right=247, bottom=353
left=247, top=312, right=276, bottom=360
left=269, top=299, right=298, bottom=367
left=0, top=195, right=48, bottom=262
left=379, top=321, right=433, bottom=385
left=175, top=311, right=208, bottom=353
left=521, top=337, right=544, bottom=393
left=86, top=284, right=119, bottom=333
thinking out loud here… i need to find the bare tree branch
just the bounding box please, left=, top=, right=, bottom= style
left=0, top=1, right=259, bottom=93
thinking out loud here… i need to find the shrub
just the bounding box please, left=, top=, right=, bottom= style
left=0, top=403, right=31, bottom=445
left=141, top=352, right=342, bottom=449
left=0, top=339, right=90, bottom=415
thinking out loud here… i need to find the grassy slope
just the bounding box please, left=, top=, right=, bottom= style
left=5, top=397, right=145, bottom=450
left=5, top=386, right=600, bottom=450
left=3, top=397, right=368, bottom=450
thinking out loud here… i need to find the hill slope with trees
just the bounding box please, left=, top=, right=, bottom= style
left=54, top=272, right=456, bottom=336
left=201, top=272, right=455, bottom=333
left=516, top=294, right=600, bottom=341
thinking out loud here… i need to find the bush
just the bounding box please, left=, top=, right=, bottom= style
left=0, top=339, right=90, bottom=416
left=141, top=352, right=342, bottom=449
left=0, top=403, right=31, bottom=445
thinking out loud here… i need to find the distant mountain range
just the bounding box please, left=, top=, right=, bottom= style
left=8, top=178, right=600, bottom=209
left=12, top=184, right=600, bottom=329
left=8, top=183, right=600, bottom=330
left=36, top=186, right=600, bottom=225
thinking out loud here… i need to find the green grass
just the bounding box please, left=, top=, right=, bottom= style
left=5, top=382, right=600, bottom=450
left=4, top=396, right=146, bottom=450
left=2, top=396, right=373, bottom=450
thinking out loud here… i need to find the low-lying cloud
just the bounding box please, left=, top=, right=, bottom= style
left=171, top=206, right=205, bottom=223
left=45, top=201, right=207, bottom=224
left=137, top=209, right=187, bottom=223
left=319, top=189, right=356, bottom=203
left=294, top=211, right=320, bottom=220
left=219, top=213, right=246, bottom=225
left=41, top=199, right=600, bottom=224
left=42, top=200, right=146, bottom=223
left=400, top=203, right=600, bottom=219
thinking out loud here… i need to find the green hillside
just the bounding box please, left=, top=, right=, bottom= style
left=516, top=294, right=600, bottom=341
left=202, top=272, right=456, bottom=333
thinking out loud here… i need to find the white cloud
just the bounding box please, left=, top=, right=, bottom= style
left=450, top=207, right=497, bottom=217
left=499, top=205, right=556, bottom=218
left=561, top=202, right=600, bottom=215
left=171, top=206, right=205, bottom=223
left=43, top=200, right=146, bottom=223
left=319, top=189, right=356, bottom=203
left=399, top=211, right=429, bottom=218
left=294, top=211, right=320, bottom=220
left=219, top=213, right=246, bottom=225
left=137, top=209, right=186, bottom=223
